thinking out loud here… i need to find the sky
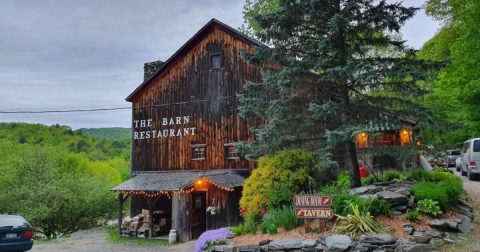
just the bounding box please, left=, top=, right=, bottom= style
left=0, top=0, right=440, bottom=129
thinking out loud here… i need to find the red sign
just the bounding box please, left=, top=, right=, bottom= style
left=293, top=195, right=332, bottom=207
left=295, top=208, right=334, bottom=219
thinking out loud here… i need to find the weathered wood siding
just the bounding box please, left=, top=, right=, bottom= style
left=131, top=24, right=261, bottom=172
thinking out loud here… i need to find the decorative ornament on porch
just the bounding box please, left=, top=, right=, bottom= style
left=206, top=199, right=221, bottom=215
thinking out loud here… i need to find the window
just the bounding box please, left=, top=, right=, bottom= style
left=192, top=144, right=206, bottom=160
left=474, top=140, right=480, bottom=153
left=463, top=141, right=471, bottom=153
left=210, top=54, right=222, bottom=69
left=225, top=143, right=240, bottom=159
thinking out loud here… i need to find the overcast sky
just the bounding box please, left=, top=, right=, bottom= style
left=0, top=0, right=440, bottom=129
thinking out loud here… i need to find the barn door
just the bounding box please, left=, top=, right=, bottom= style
left=191, top=192, right=206, bottom=239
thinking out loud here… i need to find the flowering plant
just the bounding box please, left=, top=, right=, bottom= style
left=194, top=227, right=232, bottom=252
left=206, top=205, right=220, bottom=215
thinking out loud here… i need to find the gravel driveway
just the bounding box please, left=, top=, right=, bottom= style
left=31, top=227, right=195, bottom=252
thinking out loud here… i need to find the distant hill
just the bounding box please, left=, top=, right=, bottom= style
left=77, top=127, right=131, bottom=139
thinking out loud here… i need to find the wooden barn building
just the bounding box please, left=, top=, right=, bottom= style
left=112, top=19, right=262, bottom=241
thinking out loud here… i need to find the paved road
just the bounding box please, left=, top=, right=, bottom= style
left=31, top=227, right=195, bottom=252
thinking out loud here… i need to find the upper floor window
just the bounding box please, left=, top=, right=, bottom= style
left=210, top=54, right=222, bottom=69
left=225, top=143, right=240, bottom=159
left=192, top=144, right=206, bottom=160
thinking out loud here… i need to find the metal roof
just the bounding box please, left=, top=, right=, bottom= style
left=111, top=169, right=248, bottom=192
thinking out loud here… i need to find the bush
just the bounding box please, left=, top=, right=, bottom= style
left=259, top=221, right=278, bottom=234
left=362, top=175, right=380, bottom=185
left=406, top=169, right=429, bottom=181
left=240, top=149, right=314, bottom=221
left=367, top=197, right=392, bottom=216
left=262, top=205, right=299, bottom=231
left=335, top=203, right=387, bottom=237
left=194, top=228, right=232, bottom=252
left=411, top=182, right=449, bottom=209
left=383, top=170, right=402, bottom=181
left=231, top=224, right=246, bottom=236
left=405, top=209, right=420, bottom=222
left=417, top=199, right=442, bottom=217
left=336, top=171, right=351, bottom=190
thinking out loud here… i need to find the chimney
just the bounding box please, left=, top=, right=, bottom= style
left=144, top=60, right=164, bottom=81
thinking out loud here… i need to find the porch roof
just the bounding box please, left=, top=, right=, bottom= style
left=111, top=169, right=248, bottom=192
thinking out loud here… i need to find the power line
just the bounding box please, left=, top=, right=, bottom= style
left=0, top=95, right=240, bottom=114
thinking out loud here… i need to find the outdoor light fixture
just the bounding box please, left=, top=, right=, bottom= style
left=196, top=179, right=203, bottom=185
left=402, top=130, right=408, bottom=135
left=360, top=132, right=366, bottom=137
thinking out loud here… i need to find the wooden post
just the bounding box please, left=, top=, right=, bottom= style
left=172, top=193, right=190, bottom=242
left=117, top=194, right=129, bottom=235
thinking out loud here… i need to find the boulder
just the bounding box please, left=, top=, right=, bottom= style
left=350, top=185, right=381, bottom=195
left=302, top=239, right=318, bottom=248
left=268, top=238, right=304, bottom=250
left=425, top=229, right=443, bottom=238
left=428, top=219, right=459, bottom=232
left=376, top=190, right=408, bottom=205
left=403, top=224, right=415, bottom=235
left=258, top=240, right=271, bottom=246
left=458, top=214, right=474, bottom=233
left=394, top=188, right=411, bottom=196
left=325, top=235, right=352, bottom=252
left=409, top=231, right=430, bottom=244
left=358, top=234, right=397, bottom=245
left=395, top=239, right=436, bottom=252
left=236, top=245, right=260, bottom=252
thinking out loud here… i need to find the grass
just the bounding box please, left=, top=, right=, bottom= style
left=106, top=227, right=170, bottom=246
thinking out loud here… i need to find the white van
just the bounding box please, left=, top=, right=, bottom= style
left=461, top=138, right=480, bottom=180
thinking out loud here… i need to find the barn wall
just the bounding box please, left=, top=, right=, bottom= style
left=131, top=24, right=261, bottom=172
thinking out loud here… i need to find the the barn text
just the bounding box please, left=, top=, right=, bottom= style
left=132, top=116, right=196, bottom=140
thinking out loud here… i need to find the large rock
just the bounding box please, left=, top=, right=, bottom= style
left=428, top=219, right=459, bottom=232
left=350, top=185, right=381, bottom=195
left=376, top=190, right=408, bottom=205
left=325, top=235, right=352, bottom=252
left=358, top=234, right=397, bottom=245
left=409, top=231, right=430, bottom=244
left=302, top=239, right=318, bottom=248
left=403, top=224, right=415, bottom=235
left=394, top=187, right=411, bottom=196
left=395, top=239, right=436, bottom=252
left=268, top=238, right=304, bottom=250
left=458, top=214, right=474, bottom=233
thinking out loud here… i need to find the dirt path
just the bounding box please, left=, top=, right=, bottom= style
left=442, top=168, right=480, bottom=252
left=31, top=227, right=195, bottom=252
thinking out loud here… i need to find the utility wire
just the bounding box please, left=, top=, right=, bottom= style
left=0, top=95, right=240, bottom=114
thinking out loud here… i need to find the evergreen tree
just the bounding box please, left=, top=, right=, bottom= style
left=239, top=0, right=437, bottom=187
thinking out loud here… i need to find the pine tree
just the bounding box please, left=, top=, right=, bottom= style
left=238, top=0, right=437, bottom=187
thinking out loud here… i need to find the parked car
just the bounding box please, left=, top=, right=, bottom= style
left=456, top=157, right=462, bottom=172
left=0, top=214, right=33, bottom=251
left=444, top=149, right=462, bottom=168
left=461, top=138, right=480, bottom=180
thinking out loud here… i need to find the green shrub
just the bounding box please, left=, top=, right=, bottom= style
left=405, top=209, right=420, bottom=222
left=383, top=170, right=402, bottom=181
left=362, top=175, right=380, bottom=185
left=240, top=149, right=314, bottom=221
left=259, top=221, right=278, bottom=234
left=335, top=203, right=387, bottom=237
left=262, top=205, right=299, bottom=231
left=367, top=197, right=392, bottom=216
left=417, top=199, right=443, bottom=217
left=231, top=224, right=246, bottom=236
left=411, top=182, right=449, bottom=209
left=406, top=169, right=429, bottom=181
left=336, top=171, right=351, bottom=190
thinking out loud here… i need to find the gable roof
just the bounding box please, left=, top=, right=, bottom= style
left=126, top=18, right=263, bottom=102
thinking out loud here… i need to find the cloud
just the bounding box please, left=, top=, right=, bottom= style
left=0, top=0, right=438, bottom=129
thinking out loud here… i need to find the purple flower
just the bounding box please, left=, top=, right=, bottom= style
left=194, top=227, right=232, bottom=252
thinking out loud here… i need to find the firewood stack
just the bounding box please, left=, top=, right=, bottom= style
left=121, top=209, right=166, bottom=238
